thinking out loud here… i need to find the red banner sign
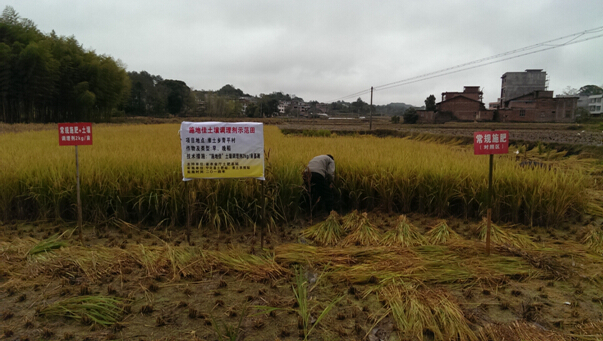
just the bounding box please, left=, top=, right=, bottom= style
left=474, top=130, right=509, bottom=155
left=58, top=123, right=93, bottom=146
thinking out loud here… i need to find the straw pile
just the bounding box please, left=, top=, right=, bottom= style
left=341, top=210, right=362, bottom=231
left=301, top=211, right=343, bottom=246
left=426, top=220, right=459, bottom=245
left=380, top=283, right=477, bottom=341
left=381, top=215, right=427, bottom=247
left=341, top=213, right=381, bottom=246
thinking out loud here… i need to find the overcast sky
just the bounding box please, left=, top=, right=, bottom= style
left=4, top=0, right=603, bottom=106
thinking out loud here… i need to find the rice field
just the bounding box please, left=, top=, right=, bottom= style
left=0, top=123, right=594, bottom=229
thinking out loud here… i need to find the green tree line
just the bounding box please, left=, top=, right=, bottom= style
left=0, top=6, right=131, bottom=123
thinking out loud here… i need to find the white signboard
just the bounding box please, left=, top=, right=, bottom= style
left=180, top=121, right=264, bottom=180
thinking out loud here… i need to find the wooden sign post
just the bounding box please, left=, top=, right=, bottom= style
left=474, top=130, right=509, bottom=255
left=59, top=123, right=93, bottom=242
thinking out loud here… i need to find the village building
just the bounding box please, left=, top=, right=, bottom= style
left=498, top=90, right=577, bottom=122
left=587, top=94, right=603, bottom=116
left=500, top=69, right=548, bottom=107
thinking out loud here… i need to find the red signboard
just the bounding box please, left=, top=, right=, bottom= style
left=474, top=130, right=509, bottom=155
left=58, top=123, right=93, bottom=146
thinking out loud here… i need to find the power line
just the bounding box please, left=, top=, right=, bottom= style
left=328, top=26, right=603, bottom=103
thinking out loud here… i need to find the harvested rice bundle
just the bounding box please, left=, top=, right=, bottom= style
left=380, top=284, right=477, bottom=341
left=341, top=213, right=381, bottom=246
left=426, top=220, right=459, bottom=245
left=301, top=211, right=343, bottom=246
left=475, top=218, right=536, bottom=249
left=381, top=215, right=427, bottom=247
left=341, top=210, right=362, bottom=231
left=582, top=225, right=603, bottom=254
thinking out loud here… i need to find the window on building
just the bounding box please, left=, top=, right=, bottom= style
left=519, top=109, right=526, bottom=117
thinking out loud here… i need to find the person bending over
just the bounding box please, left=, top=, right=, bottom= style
left=303, top=154, right=335, bottom=213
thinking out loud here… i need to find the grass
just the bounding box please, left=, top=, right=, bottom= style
left=39, top=296, right=124, bottom=326
left=28, top=234, right=68, bottom=256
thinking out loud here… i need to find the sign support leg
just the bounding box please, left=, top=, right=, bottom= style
left=486, top=153, right=493, bottom=255
left=260, top=180, right=266, bottom=250
left=186, top=180, right=191, bottom=245
left=76, top=145, right=83, bottom=243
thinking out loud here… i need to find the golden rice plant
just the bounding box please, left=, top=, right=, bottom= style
left=301, top=211, right=343, bottom=246
left=341, top=213, right=381, bottom=246
left=381, top=215, right=427, bottom=247
left=0, top=124, right=592, bottom=228
left=426, top=220, right=459, bottom=245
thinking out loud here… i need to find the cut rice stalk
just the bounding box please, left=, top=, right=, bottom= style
left=476, top=218, right=536, bottom=249
left=28, top=234, right=68, bottom=256
left=582, top=224, right=603, bottom=254
left=381, top=215, right=427, bottom=247
left=39, top=295, right=124, bottom=326
left=341, top=213, right=380, bottom=246
left=301, top=211, right=343, bottom=246
left=426, top=220, right=459, bottom=245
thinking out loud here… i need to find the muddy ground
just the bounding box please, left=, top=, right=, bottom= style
left=1, top=210, right=603, bottom=341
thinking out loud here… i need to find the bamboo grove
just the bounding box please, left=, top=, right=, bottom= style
left=0, top=7, right=131, bottom=123
left=0, top=124, right=590, bottom=229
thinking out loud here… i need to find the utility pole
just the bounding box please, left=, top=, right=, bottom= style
left=369, top=86, right=373, bottom=130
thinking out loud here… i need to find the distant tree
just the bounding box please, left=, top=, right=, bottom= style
left=424, top=94, right=436, bottom=111
left=217, top=84, right=246, bottom=97
left=561, top=86, right=578, bottom=96
left=352, top=97, right=368, bottom=114
left=578, top=85, right=603, bottom=96
left=0, top=6, right=130, bottom=123
left=158, top=79, right=193, bottom=116
left=575, top=107, right=590, bottom=122
left=403, top=107, right=419, bottom=124
left=245, top=102, right=260, bottom=118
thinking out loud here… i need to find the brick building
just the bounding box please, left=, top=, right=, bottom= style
left=500, top=69, right=547, bottom=106
left=434, top=86, right=493, bottom=122
left=499, top=91, right=577, bottom=122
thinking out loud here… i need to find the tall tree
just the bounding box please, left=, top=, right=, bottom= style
left=0, top=6, right=131, bottom=123
left=424, top=94, right=436, bottom=111
left=578, top=85, right=603, bottom=96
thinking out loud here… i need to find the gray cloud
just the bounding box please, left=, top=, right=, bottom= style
left=6, top=0, right=603, bottom=105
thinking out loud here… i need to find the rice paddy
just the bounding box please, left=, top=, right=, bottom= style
left=2, top=122, right=603, bottom=340
left=0, top=124, right=594, bottom=228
